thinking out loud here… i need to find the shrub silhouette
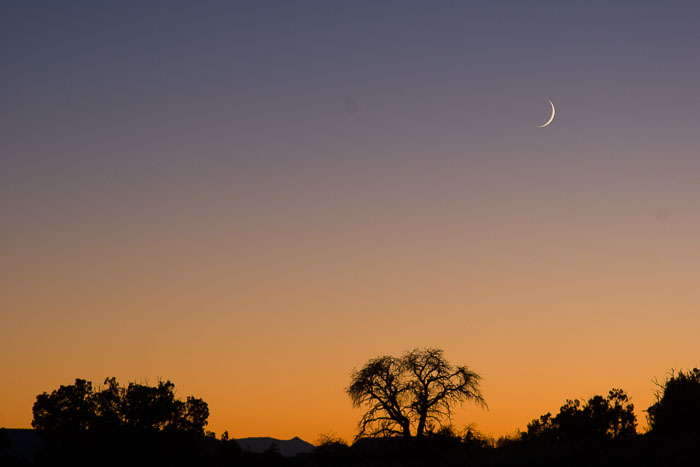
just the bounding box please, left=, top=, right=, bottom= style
left=522, top=388, right=636, bottom=443
left=32, top=377, right=209, bottom=436
left=31, top=377, right=213, bottom=466
left=647, top=368, right=700, bottom=438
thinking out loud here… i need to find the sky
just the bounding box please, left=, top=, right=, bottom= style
left=2, top=1, right=700, bottom=443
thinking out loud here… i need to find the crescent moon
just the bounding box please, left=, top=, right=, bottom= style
left=539, top=100, right=555, bottom=128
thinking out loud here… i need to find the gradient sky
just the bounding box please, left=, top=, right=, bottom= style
left=2, top=1, right=700, bottom=443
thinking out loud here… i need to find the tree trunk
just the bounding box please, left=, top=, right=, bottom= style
left=416, top=413, right=427, bottom=438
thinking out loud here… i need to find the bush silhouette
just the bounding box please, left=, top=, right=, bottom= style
left=522, top=388, right=636, bottom=443
left=32, top=377, right=209, bottom=437
left=647, top=368, right=700, bottom=438
left=31, top=377, right=214, bottom=466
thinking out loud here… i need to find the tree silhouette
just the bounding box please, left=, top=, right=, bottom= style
left=32, top=377, right=209, bottom=437
left=347, top=348, right=485, bottom=439
left=32, top=378, right=97, bottom=437
left=31, top=378, right=214, bottom=466
left=647, top=368, right=700, bottom=437
left=522, top=388, right=636, bottom=443
left=585, top=388, right=636, bottom=440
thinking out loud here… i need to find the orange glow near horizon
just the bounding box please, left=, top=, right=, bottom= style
left=3, top=257, right=699, bottom=442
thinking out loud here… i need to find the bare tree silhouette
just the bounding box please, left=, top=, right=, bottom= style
left=347, top=348, right=485, bottom=439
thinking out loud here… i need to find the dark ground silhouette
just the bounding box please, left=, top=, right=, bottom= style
left=2, top=365, right=699, bottom=466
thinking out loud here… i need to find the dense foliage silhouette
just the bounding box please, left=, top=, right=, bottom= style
left=646, top=367, right=700, bottom=438
left=347, top=348, right=485, bottom=439
left=32, top=377, right=209, bottom=436
left=29, top=377, right=234, bottom=466
left=522, top=388, right=636, bottom=443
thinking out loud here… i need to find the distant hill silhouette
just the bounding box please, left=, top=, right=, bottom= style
left=235, top=436, right=314, bottom=457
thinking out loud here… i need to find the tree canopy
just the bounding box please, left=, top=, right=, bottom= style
left=347, top=348, right=485, bottom=439
left=647, top=368, right=700, bottom=437
left=522, top=388, right=636, bottom=443
left=32, top=377, right=209, bottom=437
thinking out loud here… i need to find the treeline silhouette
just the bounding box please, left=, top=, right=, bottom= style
left=1, top=365, right=699, bottom=466
left=26, top=377, right=239, bottom=466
